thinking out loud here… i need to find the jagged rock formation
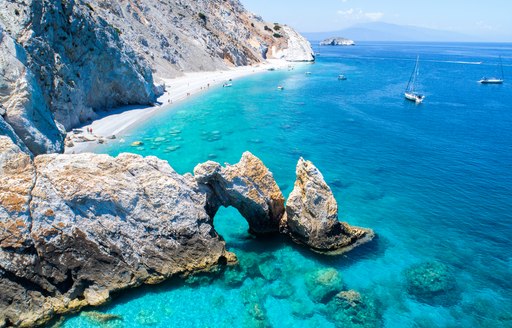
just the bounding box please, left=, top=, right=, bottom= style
left=320, top=37, right=355, bottom=46
left=0, top=0, right=314, bottom=155
left=0, top=137, right=372, bottom=327
left=194, top=152, right=285, bottom=234
left=282, top=158, right=374, bottom=254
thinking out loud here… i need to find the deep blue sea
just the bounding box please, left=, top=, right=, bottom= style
left=62, top=42, right=512, bottom=327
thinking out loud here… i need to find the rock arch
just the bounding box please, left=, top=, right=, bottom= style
left=194, top=152, right=374, bottom=255
left=193, top=152, right=285, bottom=235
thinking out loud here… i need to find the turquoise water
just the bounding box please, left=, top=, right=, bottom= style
left=62, top=43, right=512, bottom=327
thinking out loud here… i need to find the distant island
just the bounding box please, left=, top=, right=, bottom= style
left=319, top=37, right=355, bottom=46
left=305, top=22, right=478, bottom=42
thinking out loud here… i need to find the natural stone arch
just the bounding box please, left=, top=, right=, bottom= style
left=194, top=152, right=285, bottom=235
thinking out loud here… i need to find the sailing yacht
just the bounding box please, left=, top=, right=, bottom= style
left=479, top=56, right=504, bottom=84
left=405, top=56, right=425, bottom=104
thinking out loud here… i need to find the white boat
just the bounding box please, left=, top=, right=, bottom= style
left=479, top=56, right=504, bottom=84
left=223, top=83, right=232, bottom=87
left=479, top=78, right=503, bottom=84
left=404, top=56, right=425, bottom=104
left=405, top=91, right=424, bottom=103
left=305, top=72, right=312, bottom=75
left=277, top=86, right=284, bottom=90
left=338, top=74, right=347, bottom=80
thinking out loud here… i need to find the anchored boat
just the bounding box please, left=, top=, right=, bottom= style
left=405, top=56, right=425, bottom=104
left=479, top=56, right=504, bottom=84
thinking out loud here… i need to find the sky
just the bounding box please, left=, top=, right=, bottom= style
left=241, top=0, right=512, bottom=41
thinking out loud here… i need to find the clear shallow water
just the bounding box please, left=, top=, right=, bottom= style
left=62, top=42, right=512, bottom=327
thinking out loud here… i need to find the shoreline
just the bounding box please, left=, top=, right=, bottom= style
left=65, top=59, right=300, bottom=154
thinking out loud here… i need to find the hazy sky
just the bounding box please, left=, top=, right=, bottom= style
left=241, top=0, right=512, bottom=40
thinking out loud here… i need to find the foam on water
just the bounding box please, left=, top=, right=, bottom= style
left=60, top=42, right=512, bottom=327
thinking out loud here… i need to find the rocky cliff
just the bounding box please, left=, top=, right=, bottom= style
left=0, top=137, right=372, bottom=327
left=0, top=0, right=314, bottom=156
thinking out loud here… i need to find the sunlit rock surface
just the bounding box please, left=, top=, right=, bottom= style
left=282, top=158, right=374, bottom=254
left=0, top=140, right=371, bottom=326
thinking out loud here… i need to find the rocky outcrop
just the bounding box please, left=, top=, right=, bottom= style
left=272, top=26, right=316, bottom=62
left=194, top=152, right=285, bottom=234
left=0, top=1, right=314, bottom=155
left=0, top=138, right=371, bottom=326
left=320, top=37, right=355, bottom=46
left=282, top=158, right=374, bottom=254
left=0, top=136, right=232, bottom=327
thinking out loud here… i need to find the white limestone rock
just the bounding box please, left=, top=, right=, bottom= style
left=0, top=28, right=64, bottom=155
left=320, top=37, right=355, bottom=46
left=279, top=26, right=316, bottom=62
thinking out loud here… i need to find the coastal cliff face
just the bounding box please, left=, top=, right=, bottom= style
left=0, top=137, right=372, bottom=327
left=0, top=0, right=314, bottom=156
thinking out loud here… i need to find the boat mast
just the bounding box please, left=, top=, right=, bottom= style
left=499, top=55, right=504, bottom=80
left=406, top=56, right=419, bottom=92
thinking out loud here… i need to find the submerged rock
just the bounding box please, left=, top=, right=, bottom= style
left=269, top=280, right=295, bottom=299
left=404, top=261, right=459, bottom=305
left=305, top=268, right=344, bottom=303
left=136, top=309, right=160, bottom=326
left=282, top=158, right=374, bottom=254
left=291, top=301, right=316, bottom=319
left=131, top=141, right=144, bottom=147
left=325, top=290, right=381, bottom=328
left=81, top=311, right=123, bottom=324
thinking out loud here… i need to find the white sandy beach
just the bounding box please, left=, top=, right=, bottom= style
left=66, top=59, right=297, bottom=154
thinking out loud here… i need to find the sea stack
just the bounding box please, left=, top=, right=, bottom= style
left=282, top=158, right=374, bottom=254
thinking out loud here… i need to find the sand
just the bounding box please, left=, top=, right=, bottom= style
left=66, top=59, right=297, bottom=154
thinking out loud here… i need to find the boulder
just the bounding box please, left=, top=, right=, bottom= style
left=404, top=261, right=459, bottom=305
left=269, top=280, right=295, bottom=299
left=325, top=290, right=381, bottom=328
left=305, top=267, right=344, bottom=303
left=282, top=158, right=374, bottom=254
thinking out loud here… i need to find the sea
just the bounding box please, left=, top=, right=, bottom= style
left=60, top=42, right=512, bottom=328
